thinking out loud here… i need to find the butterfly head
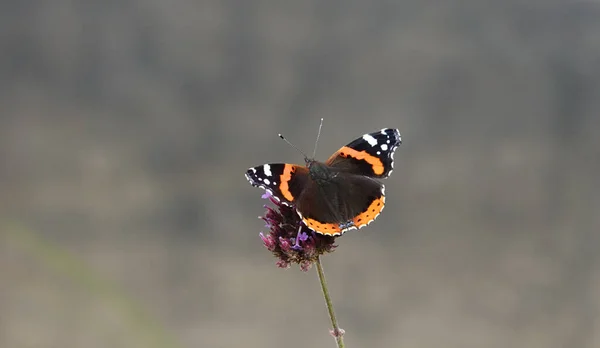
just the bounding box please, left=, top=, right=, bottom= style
left=306, top=160, right=332, bottom=183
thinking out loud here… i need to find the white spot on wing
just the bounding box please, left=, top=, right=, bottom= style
left=380, top=144, right=388, bottom=151
left=263, top=178, right=270, bottom=185
left=263, top=164, right=272, bottom=176
left=363, top=134, right=378, bottom=147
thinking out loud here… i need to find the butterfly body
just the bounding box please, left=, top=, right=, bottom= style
left=246, top=128, right=401, bottom=236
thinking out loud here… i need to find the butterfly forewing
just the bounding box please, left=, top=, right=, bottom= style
left=326, top=128, right=401, bottom=178
left=245, top=164, right=308, bottom=205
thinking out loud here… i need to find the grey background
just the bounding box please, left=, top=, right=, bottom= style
left=2, top=1, right=600, bottom=347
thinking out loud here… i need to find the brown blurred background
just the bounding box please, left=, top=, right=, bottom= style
left=1, top=1, right=600, bottom=347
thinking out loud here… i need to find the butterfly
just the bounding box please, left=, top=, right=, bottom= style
left=246, top=127, right=401, bottom=236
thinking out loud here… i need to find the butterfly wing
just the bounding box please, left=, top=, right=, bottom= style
left=245, top=164, right=309, bottom=205
left=326, top=128, right=401, bottom=178
left=296, top=172, right=385, bottom=236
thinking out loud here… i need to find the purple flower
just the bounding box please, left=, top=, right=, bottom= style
left=257, top=192, right=337, bottom=271
left=259, top=233, right=276, bottom=251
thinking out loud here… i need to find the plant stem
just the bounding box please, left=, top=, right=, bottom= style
left=315, top=255, right=345, bottom=348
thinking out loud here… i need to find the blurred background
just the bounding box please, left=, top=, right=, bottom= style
left=1, top=1, right=600, bottom=347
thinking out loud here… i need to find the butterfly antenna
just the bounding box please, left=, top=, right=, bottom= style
left=279, top=133, right=309, bottom=160
left=312, top=118, right=324, bottom=159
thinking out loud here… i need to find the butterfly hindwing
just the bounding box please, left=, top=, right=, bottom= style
left=296, top=172, right=385, bottom=235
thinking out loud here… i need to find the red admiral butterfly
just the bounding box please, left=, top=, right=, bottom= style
left=246, top=124, right=402, bottom=236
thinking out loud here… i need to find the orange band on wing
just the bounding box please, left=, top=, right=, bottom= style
left=301, top=217, right=343, bottom=236
left=279, top=165, right=296, bottom=202
left=338, top=146, right=385, bottom=175
left=302, top=196, right=385, bottom=236
left=352, top=196, right=385, bottom=228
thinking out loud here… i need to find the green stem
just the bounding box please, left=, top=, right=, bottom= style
left=316, top=256, right=345, bottom=348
